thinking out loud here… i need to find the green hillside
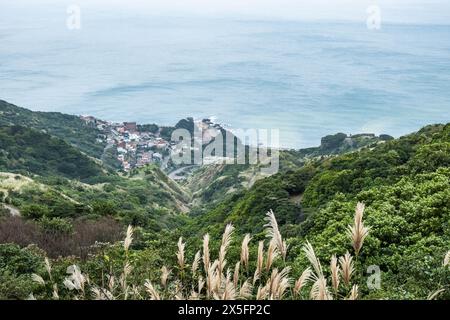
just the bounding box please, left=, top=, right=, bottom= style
left=0, top=101, right=448, bottom=300
left=180, top=123, right=449, bottom=298
left=187, top=124, right=449, bottom=234
left=0, top=126, right=105, bottom=181
left=183, top=131, right=393, bottom=215
left=0, top=100, right=105, bottom=159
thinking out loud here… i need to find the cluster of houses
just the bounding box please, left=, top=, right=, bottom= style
left=80, top=115, right=238, bottom=172
left=80, top=116, right=173, bottom=171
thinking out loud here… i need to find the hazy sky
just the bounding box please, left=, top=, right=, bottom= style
left=6, top=0, right=450, bottom=24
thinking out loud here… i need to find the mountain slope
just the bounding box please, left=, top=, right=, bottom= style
left=0, top=100, right=105, bottom=159
left=184, top=131, right=392, bottom=211
left=0, top=125, right=105, bottom=180
left=0, top=165, right=191, bottom=230
left=180, top=123, right=449, bottom=298
left=184, top=123, right=450, bottom=238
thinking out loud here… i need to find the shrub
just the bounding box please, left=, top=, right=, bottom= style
left=0, top=216, right=123, bottom=259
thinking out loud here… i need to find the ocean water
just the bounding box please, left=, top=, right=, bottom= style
left=1, top=7, right=450, bottom=148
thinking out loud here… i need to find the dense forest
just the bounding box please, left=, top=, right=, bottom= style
left=0, top=102, right=448, bottom=300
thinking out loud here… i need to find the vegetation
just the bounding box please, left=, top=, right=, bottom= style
left=0, top=167, right=189, bottom=231
left=0, top=216, right=122, bottom=259
left=0, top=126, right=105, bottom=180
left=24, top=206, right=450, bottom=300
left=0, top=100, right=105, bottom=159
left=0, top=102, right=448, bottom=300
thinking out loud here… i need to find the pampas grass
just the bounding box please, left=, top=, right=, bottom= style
left=144, top=280, right=160, bottom=300
left=265, top=241, right=279, bottom=272
left=330, top=255, right=340, bottom=293
left=302, top=241, right=323, bottom=278
left=302, top=241, right=331, bottom=300
left=347, top=202, right=369, bottom=256
left=64, top=265, right=87, bottom=298
left=253, top=241, right=265, bottom=285
left=348, top=284, right=359, bottom=300
left=256, top=284, right=268, bottom=300
left=239, top=279, right=253, bottom=299
left=233, top=262, right=240, bottom=288
left=161, top=266, right=171, bottom=289
left=218, top=224, right=234, bottom=279
left=120, top=262, right=132, bottom=299
left=52, top=284, right=59, bottom=300
left=427, top=288, right=445, bottom=300
left=266, top=267, right=291, bottom=299
left=265, top=210, right=287, bottom=261
left=310, top=275, right=331, bottom=300
left=29, top=202, right=447, bottom=300
left=221, top=269, right=237, bottom=300
left=192, top=250, right=201, bottom=276
left=202, top=234, right=210, bottom=273
left=123, top=225, right=133, bottom=252
left=240, top=234, right=252, bottom=271
left=294, top=268, right=311, bottom=299
left=427, top=250, right=450, bottom=300
left=339, top=252, right=354, bottom=287
left=31, top=274, right=45, bottom=286
left=206, top=259, right=219, bottom=298
left=176, top=237, right=186, bottom=271
left=44, top=257, right=52, bottom=281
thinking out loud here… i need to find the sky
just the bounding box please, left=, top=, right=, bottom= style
left=4, top=0, right=450, bottom=24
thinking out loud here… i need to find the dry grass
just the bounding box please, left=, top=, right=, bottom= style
left=347, top=202, right=370, bottom=256
left=264, top=210, right=287, bottom=261
left=29, top=202, right=449, bottom=300
left=293, top=267, right=311, bottom=298
left=339, top=252, right=354, bottom=287
left=0, top=216, right=123, bottom=258
left=191, top=250, right=201, bottom=276
left=123, top=225, right=133, bottom=252
left=177, top=237, right=186, bottom=271
left=240, top=234, right=251, bottom=271
left=330, top=255, right=340, bottom=293
left=202, top=234, right=210, bottom=273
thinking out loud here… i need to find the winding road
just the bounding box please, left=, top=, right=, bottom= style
left=168, top=166, right=197, bottom=181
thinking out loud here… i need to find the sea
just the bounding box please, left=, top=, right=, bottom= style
left=1, top=6, right=450, bottom=148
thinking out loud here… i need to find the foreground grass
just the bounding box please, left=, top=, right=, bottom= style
left=29, top=203, right=449, bottom=300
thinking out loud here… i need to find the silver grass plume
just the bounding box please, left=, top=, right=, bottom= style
left=240, top=234, right=252, bottom=271
left=294, top=267, right=312, bottom=298
left=124, top=225, right=134, bottom=252
left=330, top=255, right=340, bottom=293
left=264, top=210, right=287, bottom=261
left=347, top=202, right=369, bottom=256
left=192, top=250, right=201, bottom=276
left=203, top=234, right=210, bottom=273
left=176, top=237, right=186, bottom=271
left=339, top=252, right=354, bottom=287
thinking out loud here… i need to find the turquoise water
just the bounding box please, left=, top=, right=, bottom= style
left=1, top=9, right=450, bottom=148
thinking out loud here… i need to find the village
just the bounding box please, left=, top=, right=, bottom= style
left=80, top=116, right=175, bottom=171
left=79, top=115, right=269, bottom=175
